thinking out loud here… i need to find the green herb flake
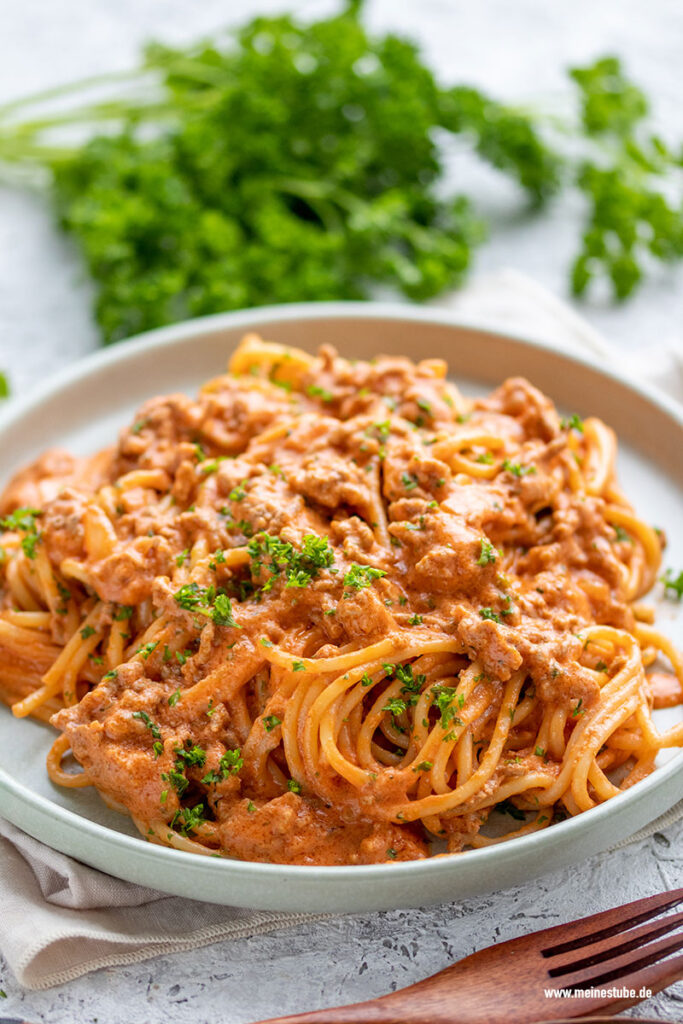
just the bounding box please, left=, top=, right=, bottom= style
left=661, top=568, right=683, bottom=601
left=307, top=384, right=334, bottom=402
left=560, top=413, right=584, bottom=432
left=502, top=459, right=536, bottom=478
left=228, top=481, right=248, bottom=502
left=132, top=709, right=161, bottom=739
left=401, top=472, right=419, bottom=491
left=137, top=640, right=159, bottom=660
left=476, top=537, right=498, bottom=566
left=343, top=563, right=387, bottom=590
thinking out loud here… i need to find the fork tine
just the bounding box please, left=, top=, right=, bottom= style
left=542, top=888, right=683, bottom=957
left=560, top=929, right=683, bottom=991
left=547, top=906, right=683, bottom=978
left=614, top=950, right=683, bottom=1007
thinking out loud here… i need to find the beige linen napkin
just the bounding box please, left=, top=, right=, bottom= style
left=1, top=269, right=682, bottom=991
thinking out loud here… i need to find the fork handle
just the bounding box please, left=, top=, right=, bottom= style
left=251, top=1001, right=401, bottom=1024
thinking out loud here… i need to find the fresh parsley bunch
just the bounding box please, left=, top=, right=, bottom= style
left=570, top=57, right=683, bottom=300
left=0, top=3, right=680, bottom=344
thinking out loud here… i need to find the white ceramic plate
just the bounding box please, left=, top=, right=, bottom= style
left=0, top=303, right=681, bottom=912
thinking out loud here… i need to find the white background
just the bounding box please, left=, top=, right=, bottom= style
left=0, top=1, right=682, bottom=1021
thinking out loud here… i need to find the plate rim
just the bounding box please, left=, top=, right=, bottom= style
left=1, top=300, right=681, bottom=894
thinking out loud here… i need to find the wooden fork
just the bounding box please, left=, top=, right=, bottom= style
left=255, top=889, right=683, bottom=1023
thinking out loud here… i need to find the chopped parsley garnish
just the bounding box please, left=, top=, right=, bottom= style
left=502, top=459, right=537, bottom=478
left=416, top=397, right=431, bottom=413
left=248, top=531, right=334, bottom=592
left=132, top=710, right=161, bottom=740
left=175, top=548, right=190, bottom=567
left=102, top=669, right=118, bottom=681
left=307, top=384, right=334, bottom=402
left=287, top=778, right=302, bottom=794
left=386, top=848, right=397, bottom=859
left=534, top=746, right=546, bottom=758
left=343, top=563, right=387, bottom=590
left=292, top=660, right=306, bottom=672
left=80, top=624, right=96, bottom=640
left=202, top=748, right=243, bottom=784
left=21, top=533, right=40, bottom=559
left=613, top=524, right=633, bottom=543
left=433, top=686, right=464, bottom=730
left=200, top=457, right=228, bottom=475
left=476, top=452, right=494, bottom=464
left=0, top=506, right=42, bottom=559
left=228, top=481, right=248, bottom=502
left=661, top=568, right=683, bottom=600
left=262, top=714, right=281, bottom=732
left=572, top=698, right=584, bottom=717
left=396, top=663, right=426, bottom=695
left=476, top=537, right=498, bottom=566
left=174, top=582, right=240, bottom=628
left=0, top=506, right=42, bottom=533
left=114, top=605, right=134, bottom=621
left=479, top=607, right=502, bottom=623
left=382, top=697, right=407, bottom=719
left=212, top=592, right=240, bottom=627
left=168, top=688, right=181, bottom=707
left=413, top=761, right=433, bottom=772
left=365, top=420, right=391, bottom=442
left=171, top=803, right=206, bottom=835
left=173, top=744, right=206, bottom=774
left=401, top=472, right=419, bottom=491
left=360, top=672, right=374, bottom=687
left=137, top=641, right=159, bottom=660
left=408, top=613, right=423, bottom=625
left=595, top=660, right=608, bottom=673
left=560, top=413, right=584, bottom=432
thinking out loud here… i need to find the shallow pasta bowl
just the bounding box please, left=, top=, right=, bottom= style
left=0, top=302, right=681, bottom=912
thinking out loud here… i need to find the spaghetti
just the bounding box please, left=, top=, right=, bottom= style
left=0, top=335, right=681, bottom=864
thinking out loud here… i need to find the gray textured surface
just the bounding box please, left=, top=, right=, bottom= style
left=0, top=1, right=682, bottom=1021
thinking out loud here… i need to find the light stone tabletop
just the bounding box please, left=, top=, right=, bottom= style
left=0, top=1, right=681, bottom=1021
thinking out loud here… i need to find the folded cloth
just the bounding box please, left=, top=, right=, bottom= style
left=0, top=819, right=324, bottom=990
left=1, top=269, right=681, bottom=991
